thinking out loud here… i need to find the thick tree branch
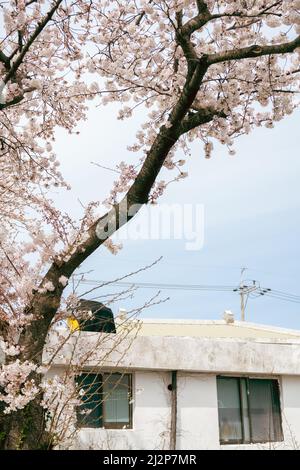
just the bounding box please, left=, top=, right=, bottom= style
left=182, top=6, right=210, bottom=37
left=0, top=50, right=10, bottom=69
left=180, top=107, right=227, bottom=134
left=0, top=97, right=23, bottom=110
left=175, top=29, right=199, bottom=76
left=58, top=58, right=210, bottom=271
left=196, top=0, right=209, bottom=13
left=207, top=36, right=300, bottom=65
left=17, top=54, right=211, bottom=361
left=0, top=87, right=36, bottom=109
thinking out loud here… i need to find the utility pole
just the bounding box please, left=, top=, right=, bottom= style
left=238, top=282, right=256, bottom=321
left=240, top=267, right=247, bottom=321
left=240, top=289, right=246, bottom=322
left=233, top=269, right=272, bottom=322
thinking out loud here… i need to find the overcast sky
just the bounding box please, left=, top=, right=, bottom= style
left=52, top=102, right=300, bottom=329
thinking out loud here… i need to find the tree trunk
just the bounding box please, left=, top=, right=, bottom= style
left=0, top=288, right=63, bottom=450
left=0, top=396, right=51, bottom=450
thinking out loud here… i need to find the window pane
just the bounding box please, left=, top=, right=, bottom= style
left=270, top=381, right=284, bottom=442
left=76, top=373, right=102, bottom=428
left=248, top=379, right=282, bottom=443
left=217, top=377, right=243, bottom=443
left=103, top=374, right=130, bottom=425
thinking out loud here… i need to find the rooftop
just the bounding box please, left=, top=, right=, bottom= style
left=116, top=317, right=300, bottom=340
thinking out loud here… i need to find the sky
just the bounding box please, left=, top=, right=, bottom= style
left=52, top=102, right=300, bottom=329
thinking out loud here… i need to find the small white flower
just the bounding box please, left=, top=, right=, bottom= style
left=44, top=281, right=55, bottom=292
left=59, top=275, right=68, bottom=287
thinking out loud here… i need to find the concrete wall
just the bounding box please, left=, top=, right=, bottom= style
left=74, top=371, right=172, bottom=450
left=70, top=371, right=300, bottom=450
left=45, top=332, right=300, bottom=449
left=74, top=372, right=221, bottom=450
left=280, top=376, right=300, bottom=449
left=45, top=330, right=300, bottom=376
left=177, top=373, right=219, bottom=450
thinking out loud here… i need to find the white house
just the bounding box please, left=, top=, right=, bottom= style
left=44, top=312, right=300, bottom=450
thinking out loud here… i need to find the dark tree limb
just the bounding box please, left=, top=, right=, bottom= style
left=180, top=107, right=227, bottom=134
left=207, top=36, right=300, bottom=65
left=0, top=51, right=10, bottom=69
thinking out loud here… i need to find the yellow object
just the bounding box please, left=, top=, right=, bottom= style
left=67, top=317, right=80, bottom=332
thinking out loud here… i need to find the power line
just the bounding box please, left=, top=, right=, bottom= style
left=79, top=278, right=300, bottom=303
left=80, top=279, right=235, bottom=291
left=260, top=291, right=300, bottom=304
left=267, top=289, right=300, bottom=300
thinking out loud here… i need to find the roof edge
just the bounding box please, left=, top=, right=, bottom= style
left=133, top=318, right=300, bottom=336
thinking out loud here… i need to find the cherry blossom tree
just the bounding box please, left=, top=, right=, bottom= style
left=0, top=0, right=299, bottom=449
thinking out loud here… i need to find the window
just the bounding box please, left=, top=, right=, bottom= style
left=76, top=373, right=103, bottom=428
left=76, top=373, right=132, bottom=429
left=217, top=376, right=283, bottom=444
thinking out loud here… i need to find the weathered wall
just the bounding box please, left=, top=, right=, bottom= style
left=280, top=375, right=300, bottom=449
left=73, top=371, right=172, bottom=450
left=177, top=373, right=219, bottom=450
left=44, top=331, right=300, bottom=449
left=68, top=372, right=300, bottom=450
left=45, top=330, right=300, bottom=376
